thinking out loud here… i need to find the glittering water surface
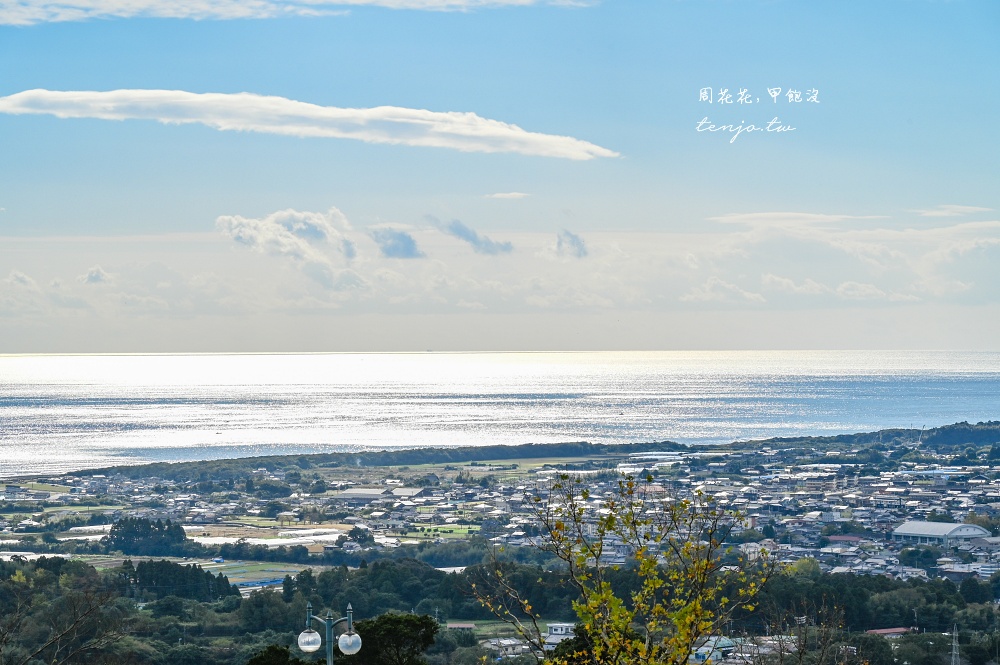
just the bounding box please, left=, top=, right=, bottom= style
left=1, top=351, right=998, bottom=478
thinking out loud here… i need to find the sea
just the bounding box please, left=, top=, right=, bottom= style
left=1, top=350, right=998, bottom=480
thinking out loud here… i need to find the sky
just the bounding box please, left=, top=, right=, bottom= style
left=0, top=0, right=998, bottom=353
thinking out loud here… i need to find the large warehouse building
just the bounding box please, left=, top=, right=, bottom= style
left=891, top=521, right=990, bottom=547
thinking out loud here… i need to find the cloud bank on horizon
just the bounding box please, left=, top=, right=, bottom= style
left=0, top=0, right=578, bottom=25
left=3, top=204, right=999, bottom=350
left=0, top=89, right=617, bottom=160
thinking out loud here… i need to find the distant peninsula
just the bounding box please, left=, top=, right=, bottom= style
left=70, top=420, right=1000, bottom=483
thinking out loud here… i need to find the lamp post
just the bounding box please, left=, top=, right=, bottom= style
left=298, top=602, right=362, bottom=665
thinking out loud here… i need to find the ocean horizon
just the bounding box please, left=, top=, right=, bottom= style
left=1, top=350, right=998, bottom=479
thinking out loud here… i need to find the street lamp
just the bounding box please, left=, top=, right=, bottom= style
left=298, top=602, right=362, bottom=665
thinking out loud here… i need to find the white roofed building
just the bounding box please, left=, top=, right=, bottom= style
left=892, top=521, right=990, bottom=547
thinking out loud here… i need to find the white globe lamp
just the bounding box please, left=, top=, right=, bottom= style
left=298, top=628, right=322, bottom=653
left=338, top=632, right=362, bottom=655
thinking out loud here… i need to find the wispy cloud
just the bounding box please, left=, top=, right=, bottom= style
left=761, top=273, right=829, bottom=295
left=0, top=0, right=578, bottom=26
left=485, top=192, right=529, bottom=199
left=710, top=212, right=886, bottom=226
left=555, top=229, right=587, bottom=258
left=680, top=277, right=765, bottom=303
left=434, top=218, right=512, bottom=255
left=370, top=228, right=425, bottom=258
left=834, top=281, right=917, bottom=302
left=4, top=270, right=38, bottom=289
left=912, top=204, right=992, bottom=218
left=0, top=89, right=618, bottom=160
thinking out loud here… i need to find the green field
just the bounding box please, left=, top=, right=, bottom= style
left=72, top=554, right=322, bottom=586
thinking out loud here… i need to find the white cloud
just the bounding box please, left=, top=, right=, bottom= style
left=1, top=270, right=48, bottom=317
left=710, top=212, right=886, bottom=227
left=834, top=281, right=918, bottom=302
left=217, top=207, right=357, bottom=289
left=485, top=192, right=529, bottom=199
left=761, top=273, right=829, bottom=295
left=0, top=0, right=578, bottom=25
left=0, top=89, right=618, bottom=160
left=913, top=204, right=992, bottom=218
left=79, top=265, right=111, bottom=284
left=680, top=277, right=765, bottom=304
left=2, top=208, right=997, bottom=349
left=217, top=207, right=353, bottom=261
left=4, top=270, right=38, bottom=289
left=835, top=281, right=885, bottom=300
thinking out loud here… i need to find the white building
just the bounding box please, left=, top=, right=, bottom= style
left=891, top=521, right=990, bottom=547
left=543, top=623, right=576, bottom=651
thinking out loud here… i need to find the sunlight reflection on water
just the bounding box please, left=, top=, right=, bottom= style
left=1, top=351, right=998, bottom=478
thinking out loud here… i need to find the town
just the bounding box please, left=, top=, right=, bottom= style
left=3, top=420, right=1000, bottom=664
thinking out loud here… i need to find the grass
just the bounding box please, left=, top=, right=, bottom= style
left=71, top=553, right=323, bottom=584
left=19, top=482, right=73, bottom=493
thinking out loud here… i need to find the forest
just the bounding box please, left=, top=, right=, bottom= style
left=5, top=552, right=1000, bottom=665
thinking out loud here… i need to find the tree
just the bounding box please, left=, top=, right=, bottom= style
left=348, top=526, right=375, bottom=546
left=240, top=590, right=295, bottom=633
left=340, top=613, right=439, bottom=665
left=246, top=645, right=307, bottom=665
left=0, top=561, right=131, bottom=665
left=960, top=577, right=992, bottom=604
left=282, top=575, right=296, bottom=603
left=101, top=517, right=187, bottom=556
left=472, top=474, right=774, bottom=665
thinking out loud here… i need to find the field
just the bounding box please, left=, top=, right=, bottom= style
left=74, top=553, right=323, bottom=590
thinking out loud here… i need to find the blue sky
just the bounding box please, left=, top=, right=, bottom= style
left=1, top=0, right=998, bottom=352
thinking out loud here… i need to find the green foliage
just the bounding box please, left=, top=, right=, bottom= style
left=340, top=613, right=439, bottom=665
left=255, top=479, right=293, bottom=498
left=261, top=500, right=290, bottom=518
left=124, top=558, right=239, bottom=601
left=790, top=557, right=822, bottom=579
left=551, top=624, right=597, bottom=665
left=474, top=475, right=774, bottom=665
left=102, top=517, right=188, bottom=556
left=729, top=528, right=765, bottom=543
left=959, top=577, right=992, bottom=604
left=0, top=557, right=132, bottom=664
left=348, top=526, right=375, bottom=546
left=844, top=632, right=895, bottom=665
left=899, top=546, right=943, bottom=571
left=239, top=590, right=298, bottom=633
left=246, top=644, right=308, bottom=665
left=149, top=594, right=190, bottom=619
